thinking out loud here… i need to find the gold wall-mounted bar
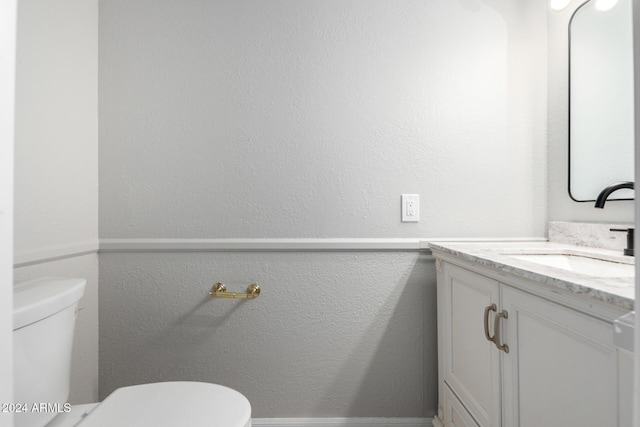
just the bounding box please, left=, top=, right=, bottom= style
left=209, top=283, right=261, bottom=299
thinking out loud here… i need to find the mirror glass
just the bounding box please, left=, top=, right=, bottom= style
left=569, top=0, right=634, bottom=201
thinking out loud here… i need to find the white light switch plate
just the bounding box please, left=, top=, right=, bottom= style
left=401, top=194, right=419, bottom=222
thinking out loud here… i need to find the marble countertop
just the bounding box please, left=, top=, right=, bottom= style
left=429, top=241, right=635, bottom=310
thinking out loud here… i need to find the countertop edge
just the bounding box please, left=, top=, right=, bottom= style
left=429, top=241, right=634, bottom=313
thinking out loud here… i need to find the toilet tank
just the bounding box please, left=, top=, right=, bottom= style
left=13, top=278, right=86, bottom=427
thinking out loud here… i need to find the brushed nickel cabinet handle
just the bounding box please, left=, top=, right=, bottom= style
left=484, top=304, right=497, bottom=343
left=494, top=310, right=509, bottom=353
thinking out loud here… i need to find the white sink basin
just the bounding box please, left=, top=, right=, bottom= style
left=508, top=254, right=634, bottom=277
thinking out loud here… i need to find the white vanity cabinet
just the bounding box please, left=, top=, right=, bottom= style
left=433, top=258, right=632, bottom=427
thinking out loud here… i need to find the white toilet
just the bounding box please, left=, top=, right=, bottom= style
left=13, top=277, right=252, bottom=427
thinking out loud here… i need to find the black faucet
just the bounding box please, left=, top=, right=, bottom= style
left=594, top=181, right=634, bottom=208
left=610, top=228, right=634, bottom=256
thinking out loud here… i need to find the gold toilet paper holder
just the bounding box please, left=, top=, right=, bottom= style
left=209, top=283, right=261, bottom=299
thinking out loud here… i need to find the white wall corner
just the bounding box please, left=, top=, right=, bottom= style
left=14, top=240, right=99, bottom=268
left=0, top=0, right=16, bottom=422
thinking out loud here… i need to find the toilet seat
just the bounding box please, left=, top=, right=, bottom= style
left=70, top=382, right=251, bottom=427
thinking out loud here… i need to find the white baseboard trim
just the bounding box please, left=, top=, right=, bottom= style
left=251, top=418, right=432, bottom=427
left=99, top=237, right=546, bottom=253
left=14, top=240, right=99, bottom=268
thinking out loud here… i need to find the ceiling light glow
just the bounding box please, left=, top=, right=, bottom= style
left=550, top=0, right=572, bottom=11
left=595, top=0, right=618, bottom=11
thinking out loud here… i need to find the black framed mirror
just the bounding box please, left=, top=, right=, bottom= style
left=568, top=0, right=634, bottom=202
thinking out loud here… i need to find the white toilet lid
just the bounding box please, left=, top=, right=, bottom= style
left=77, top=382, right=251, bottom=427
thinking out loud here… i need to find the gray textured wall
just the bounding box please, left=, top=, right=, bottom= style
left=98, top=0, right=548, bottom=419
left=99, top=0, right=548, bottom=240
left=99, top=252, right=435, bottom=417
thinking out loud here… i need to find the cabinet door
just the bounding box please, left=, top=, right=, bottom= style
left=440, top=263, right=501, bottom=427
left=501, top=286, right=618, bottom=427
left=443, top=385, right=480, bottom=427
